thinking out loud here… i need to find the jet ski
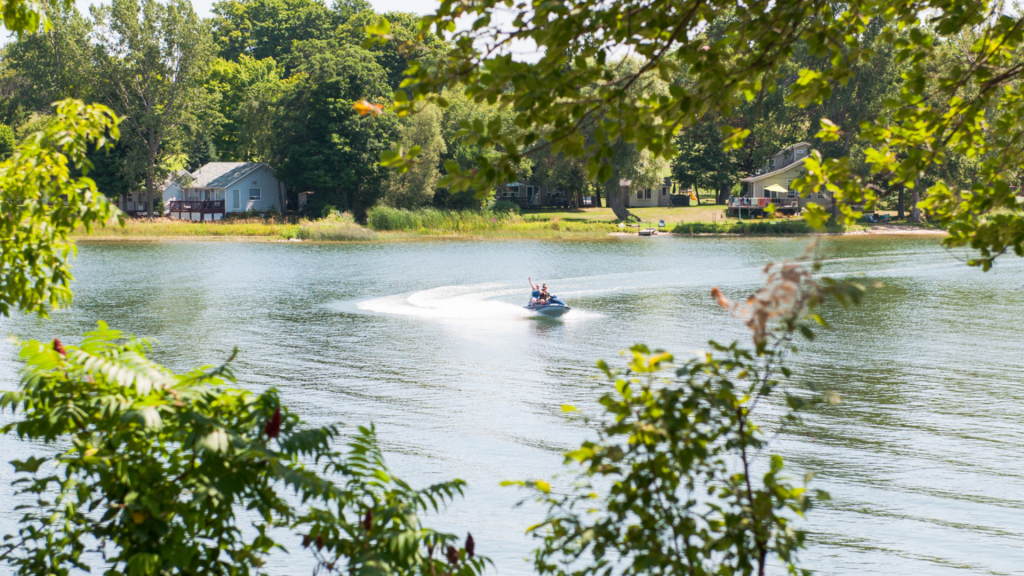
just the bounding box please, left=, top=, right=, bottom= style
left=525, top=295, right=571, bottom=317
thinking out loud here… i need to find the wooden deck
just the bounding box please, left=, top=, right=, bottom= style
left=168, top=200, right=225, bottom=221
left=726, top=198, right=801, bottom=217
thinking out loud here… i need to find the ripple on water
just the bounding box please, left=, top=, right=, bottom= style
left=0, top=236, right=1021, bottom=576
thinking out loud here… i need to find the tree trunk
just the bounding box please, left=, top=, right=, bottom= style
left=910, top=181, right=921, bottom=223
left=605, top=173, right=633, bottom=220
left=278, top=182, right=287, bottom=217
left=695, top=188, right=701, bottom=206
left=593, top=185, right=602, bottom=207
left=145, top=175, right=155, bottom=218
left=897, top=188, right=905, bottom=219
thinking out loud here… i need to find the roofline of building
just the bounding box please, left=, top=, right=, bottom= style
left=775, top=141, right=811, bottom=154
left=741, top=156, right=808, bottom=183
left=187, top=162, right=269, bottom=189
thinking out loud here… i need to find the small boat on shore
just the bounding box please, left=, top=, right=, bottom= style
left=525, top=302, right=571, bottom=317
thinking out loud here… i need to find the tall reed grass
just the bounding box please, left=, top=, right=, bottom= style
left=367, top=206, right=522, bottom=232
left=366, top=206, right=623, bottom=238
left=294, top=212, right=375, bottom=241
left=75, top=217, right=298, bottom=238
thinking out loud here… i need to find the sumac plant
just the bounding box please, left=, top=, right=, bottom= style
left=0, top=322, right=487, bottom=576
left=511, top=259, right=863, bottom=576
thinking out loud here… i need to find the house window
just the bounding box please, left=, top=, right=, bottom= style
left=249, top=188, right=261, bottom=201
left=637, top=190, right=643, bottom=199
left=644, top=189, right=651, bottom=199
left=662, top=187, right=668, bottom=196
left=797, top=149, right=805, bottom=157
left=786, top=179, right=796, bottom=198
left=232, top=190, right=240, bottom=210
left=126, top=192, right=133, bottom=202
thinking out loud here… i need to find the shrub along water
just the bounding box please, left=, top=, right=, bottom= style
left=367, top=206, right=523, bottom=232
left=294, top=211, right=376, bottom=241
left=672, top=219, right=853, bottom=235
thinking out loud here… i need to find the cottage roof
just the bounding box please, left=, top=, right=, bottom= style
left=189, top=162, right=266, bottom=189
left=775, top=141, right=811, bottom=154
left=740, top=156, right=808, bottom=183
left=618, top=177, right=671, bottom=188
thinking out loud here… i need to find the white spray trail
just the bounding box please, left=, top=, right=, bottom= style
left=353, top=283, right=600, bottom=321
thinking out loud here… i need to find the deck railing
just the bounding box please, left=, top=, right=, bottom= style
left=168, top=200, right=225, bottom=213
left=728, top=198, right=800, bottom=209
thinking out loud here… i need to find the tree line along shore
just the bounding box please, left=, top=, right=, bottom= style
left=1, top=0, right=962, bottom=222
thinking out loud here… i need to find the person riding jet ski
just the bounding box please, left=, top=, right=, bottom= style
left=526, top=278, right=570, bottom=316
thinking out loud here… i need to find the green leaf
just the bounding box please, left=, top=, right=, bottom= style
left=11, top=457, right=46, bottom=474
left=127, top=552, right=160, bottom=576
left=201, top=429, right=229, bottom=453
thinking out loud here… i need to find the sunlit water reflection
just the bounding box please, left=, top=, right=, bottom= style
left=1, top=235, right=1021, bottom=575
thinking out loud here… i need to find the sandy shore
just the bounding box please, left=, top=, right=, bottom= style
left=850, top=224, right=946, bottom=235
left=606, top=224, right=947, bottom=238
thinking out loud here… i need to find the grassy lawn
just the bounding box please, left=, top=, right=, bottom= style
left=522, top=204, right=731, bottom=225
left=73, top=204, right=882, bottom=242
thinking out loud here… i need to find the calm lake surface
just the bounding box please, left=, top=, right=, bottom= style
left=2, top=235, right=1023, bottom=576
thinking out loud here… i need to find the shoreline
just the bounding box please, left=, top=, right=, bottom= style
left=73, top=223, right=947, bottom=243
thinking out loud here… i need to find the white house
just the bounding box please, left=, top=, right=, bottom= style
left=169, top=162, right=286, bottom=221
left=161, top=170, right=192, bottom=206
left=737, top=142, right=832, bottom=213
left=623, top=177, right=672, bottom=208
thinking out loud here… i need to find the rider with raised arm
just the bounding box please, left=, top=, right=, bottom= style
left=528, top=277, right=546, bottom=305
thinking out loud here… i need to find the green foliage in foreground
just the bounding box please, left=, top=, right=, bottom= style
left=393, top=0, right=1024, bottom=269
left=0, top=322, right=487, bottom=576
left=511, top=258, right=862, bottom=576
left=0, top=93, right=856, bottom=576
left=517, top=347, right=815, bottom=576
left=0, top=99, right=120, bottom=317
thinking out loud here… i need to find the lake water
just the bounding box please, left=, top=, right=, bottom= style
left=1, top=235, right=1023, bottom=576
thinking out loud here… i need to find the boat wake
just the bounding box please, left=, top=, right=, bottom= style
left=342, top=283, right=600, bottom=321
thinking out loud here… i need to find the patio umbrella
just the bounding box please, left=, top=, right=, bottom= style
left=763, top=184, right=788, bottom=194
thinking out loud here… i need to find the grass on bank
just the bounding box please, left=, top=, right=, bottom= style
left=73, top=206, right=873, bottom=241
left=74, top=216, right=300, bottom=238
left=671, top=219, right=863, bottom=235
left=292, top=212, right=376, bottom=241
left=522, top=204, right=730, bottom=226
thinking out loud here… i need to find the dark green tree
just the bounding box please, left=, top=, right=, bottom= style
left=0, top=3, right=95, bottom=112
left=274, top=41, right=398, bottom=218
left=206, top=55, right=286, bottom=161
left=91, top=0, right=215, bottom=216
left=671, top=116, right=739, bottom=205
left=0, top=124, right=14, bottom=160
left=394, top=0, right=1024, bottom=264
left=336, top=10, right=448, bottom=90
left=210, top=0, right=339, bottom=66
